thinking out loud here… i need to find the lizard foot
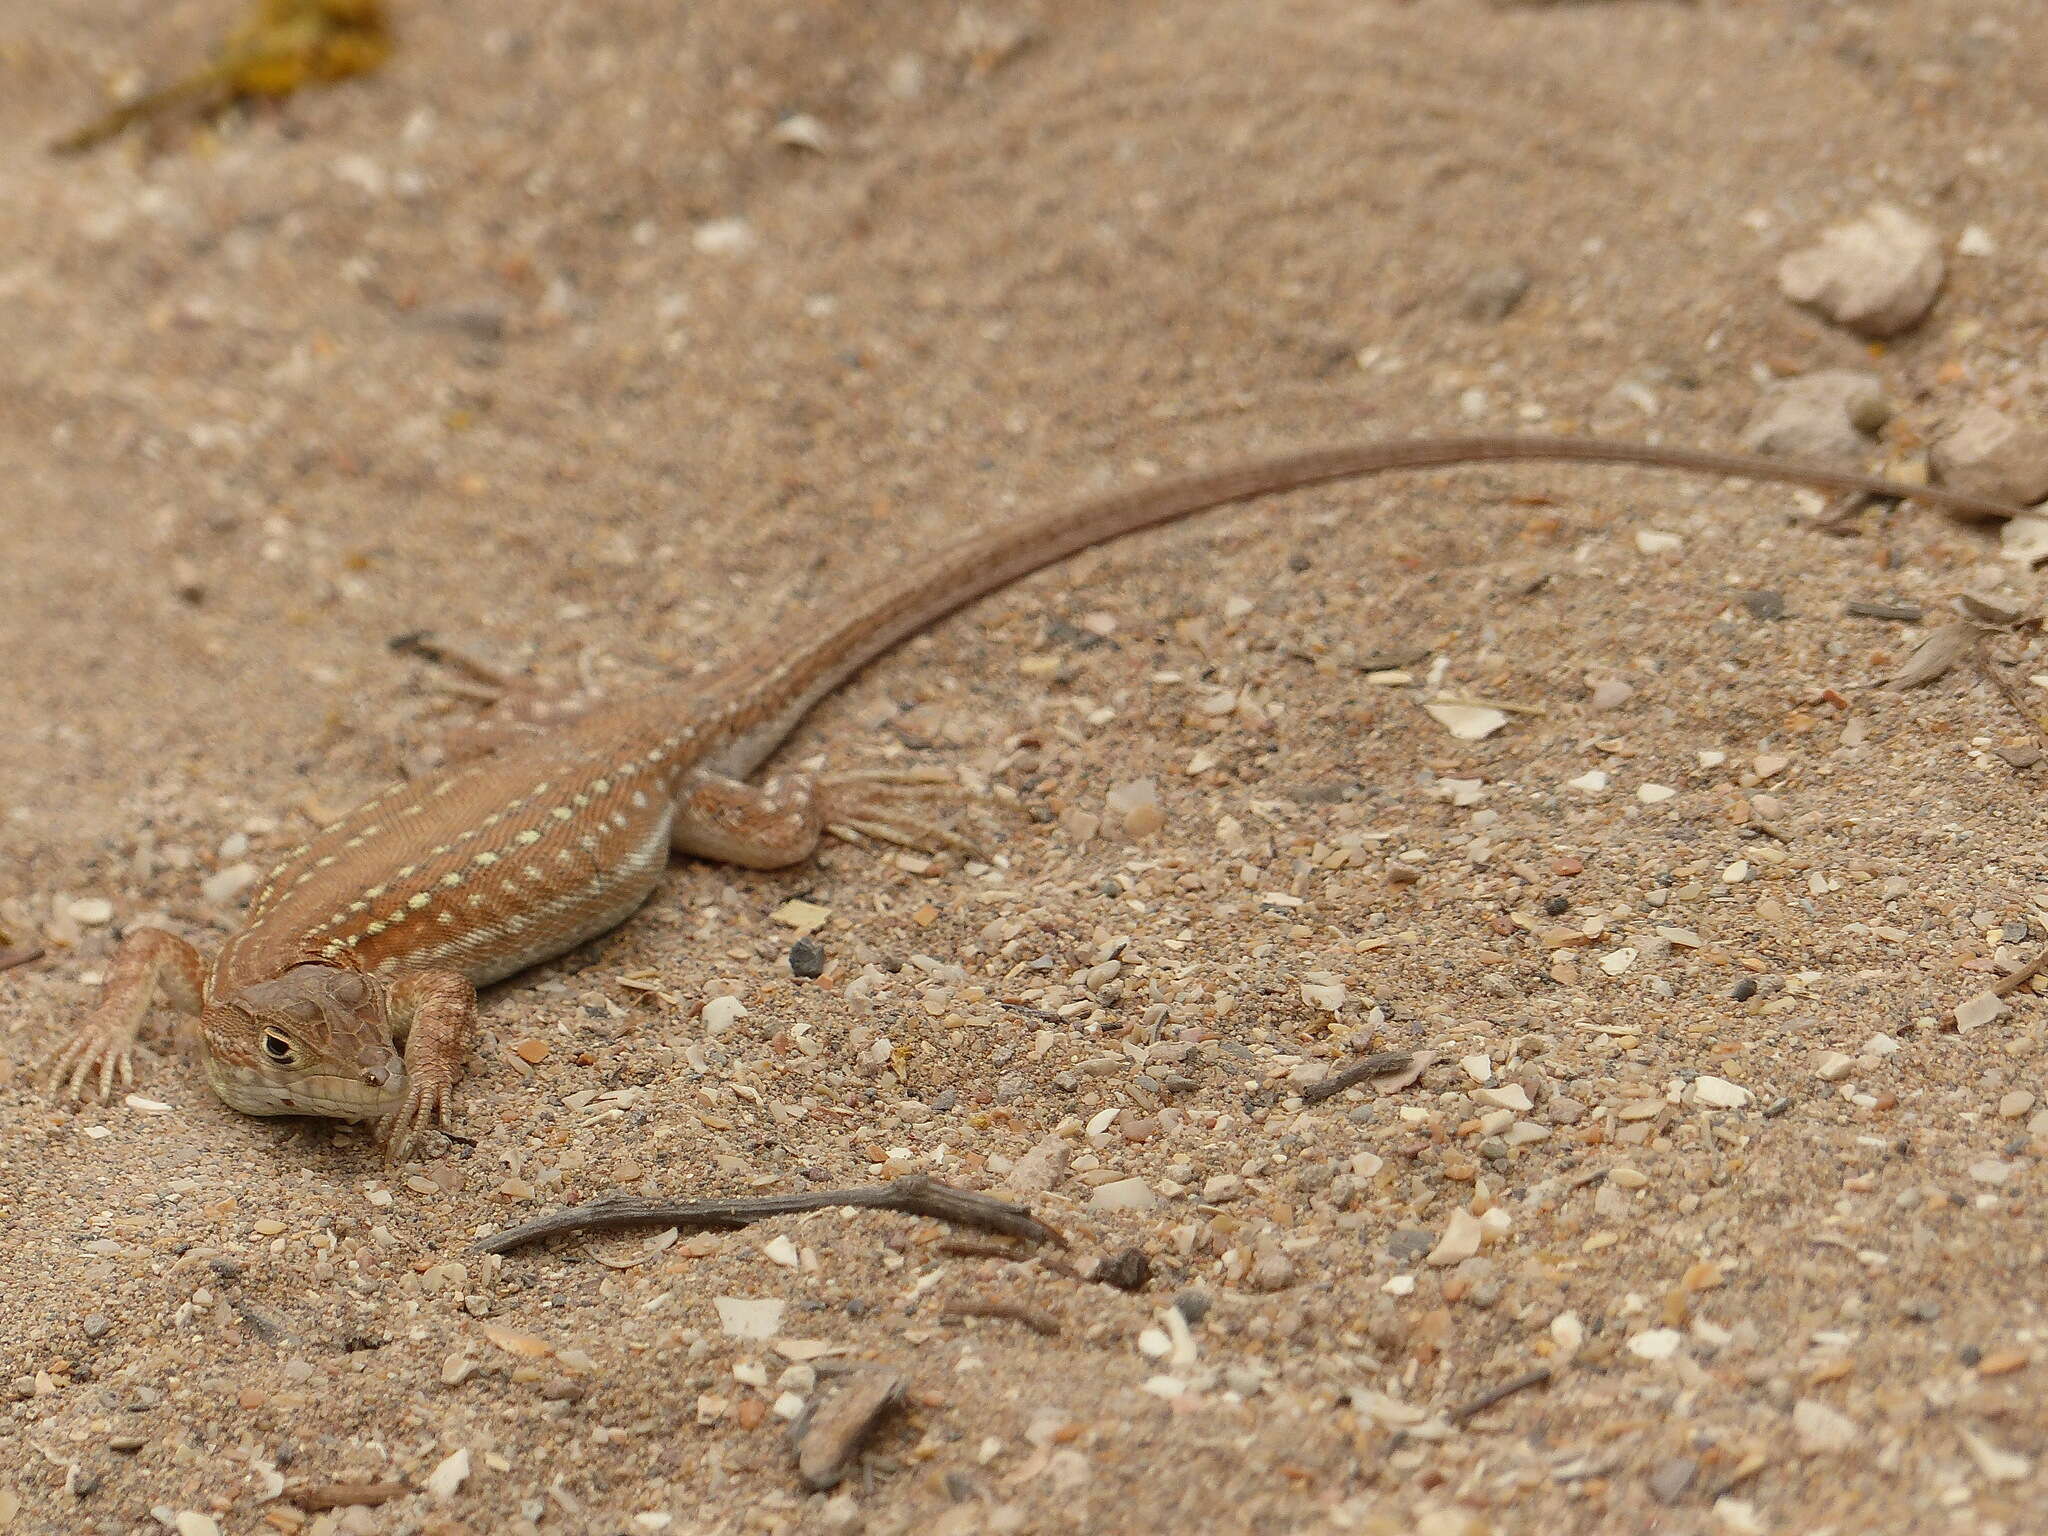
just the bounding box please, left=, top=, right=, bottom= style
left=818, top=769, right=988, bottom=859
left=377, top=1073, right=456, bottom=1163
left=37, top=1019, right=139, bottom=1103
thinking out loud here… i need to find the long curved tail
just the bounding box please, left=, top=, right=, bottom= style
left=694, top=433, right=2029, bottom=776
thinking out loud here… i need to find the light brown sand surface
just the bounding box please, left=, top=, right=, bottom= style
left=4, top=2, right=2048, bottom=1532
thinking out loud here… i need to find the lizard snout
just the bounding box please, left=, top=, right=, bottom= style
left=357, top=1046, right=403, bottom=1090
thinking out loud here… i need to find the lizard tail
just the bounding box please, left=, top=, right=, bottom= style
left=695, top=433, right=2028, bottom=777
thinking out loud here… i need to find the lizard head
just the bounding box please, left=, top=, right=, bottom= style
left=201, top=964, right=406, bottom=1121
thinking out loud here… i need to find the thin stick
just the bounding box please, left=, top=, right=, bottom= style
left=1993, top=941, right=2048, bottom=999
left=1973, top=636, right=2048, bottom=756
left=941, top=1299, right=1062, bottom=1337
left=471, top=1174, right=1064, bottom=1254
left=1446, top=1365, right=1552, bottom=1425
left=0, top=945, right=44, bottom=974
left=1301, top=1050, right=1418, bottom=1104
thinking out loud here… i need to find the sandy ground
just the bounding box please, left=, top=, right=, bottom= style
left=5, top=0, right=2048, bottom=1531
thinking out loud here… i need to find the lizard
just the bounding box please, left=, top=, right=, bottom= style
left=35, top=433, right=2031, bottom=1159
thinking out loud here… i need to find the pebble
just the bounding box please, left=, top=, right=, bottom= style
left=174, top=1516, right=222, bottom=1536
left=692, top=217, right=757, bottom=256
left=1088, top=1177, right=1158, bottom=1212
left=1739, top=369, right=1890, bottom=462
left=80, top=1314, right=110, bottom=1340
left=1545, top=1096, right=1587, bottom=1125
left=1791, top=1398, right=1859, bottom=1454
left=771, top=899, right=831, bottom=933
left=1246, top=1251, right=1296, bottom=1292
left=1425, top=702, right=1508, bottom=742
left=1000, top=1136, right=1070, bottom=1197
left=200, top=862, right=260, bottom=905
left=1958, top=1427, right=2032, bottom=1483
left=1096, top=1248, right=1152, bottom=1292
left=425, top=1448, right=471, bottom=1500
left=1999, top=1091, right=2036, bottom=1119
left=1776, top=203, right=1945, bottom=337
left=1201, top=1174, right=1246, bottom=1202
left=1426, top=1209, right=1483, bottom=1266
left=1954, top=992, right=2009, bottom=1033
left=701, top=995, right=749, bottom=1034
left=796, top=1370, right=905, bottom=1491
left=1647, top=1456, right=1698, bottom=1504
left=782, top=933, right=823, bottom=978
left=1459, top=262, right=1531, bottom=321
left=714, top=1297, right=785, bottom=1340
left=1627, top=1328, right=1683, bottom=1361
left=1691, top=1076, right=1752, bottom=1109
left=66, top=897, right=114, bottom=926
left=1931, top=404, right=2048, bottom=509
left=1815, top=1052, right=1855, bottom=1082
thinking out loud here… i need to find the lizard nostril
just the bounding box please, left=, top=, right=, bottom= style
left=361, top=1064, right=389, bottom=1088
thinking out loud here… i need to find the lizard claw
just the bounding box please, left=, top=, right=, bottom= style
left=377, top=1073, right=455, bottom=1163
left=38, top=1022, right=137, bottom=1104
left=818, top=770, right=991, bottom=860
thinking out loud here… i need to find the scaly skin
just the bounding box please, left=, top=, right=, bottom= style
left=38, top=434, right=2032, bottom=1158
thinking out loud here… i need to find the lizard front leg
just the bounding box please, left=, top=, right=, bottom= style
left=379, top=967, right=477, bottom=1161
left=668, top=768, right=978, bottom=869
left=40, top=927, right=206, bottom=1101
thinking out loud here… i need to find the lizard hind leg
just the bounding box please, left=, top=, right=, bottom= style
left=669, top=767, right=987, bottom=870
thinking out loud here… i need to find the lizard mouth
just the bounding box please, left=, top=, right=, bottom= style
left=206, top=1061, right=409, bottom=1122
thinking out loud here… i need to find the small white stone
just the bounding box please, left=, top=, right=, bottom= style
left=1792, top=1398, right=1859, bottom=1454
left=1088, top=1177, right=1158, bottom=1213
left=714, top=1297, right=784, bottom=1340
left=768, top=113, right=831, bottom=153
left=1956, top=224, right=1996, bottom=257
left=1637, top=783, right=1677, bottom=804
left=1722, top=860, right=1749, bottom=884
left=425, top=1447, right=472, bottom=1500
left=1137, top=1327, right=1172, bottom=1360
left=1691, top=1076, right=1752, bottom=1110
left=201, top=862, right=260, bottom=905
left=1627, top=1328, right=1683, bottom=1361
left=1460, top=1054, right=1493, bottom=1084
left=1598, top=946, right=1638, bottom=977
left=1777, top=203, right=1945, bottom=338
left=1550, top=1310, right=1584, bottom=1353
left=692, top=217, right=756, bottom=256
left=1426, top=1208, right=1483, bottom=1266
left=1955, top=992, right=2009, bottom=1033
left=1567, top=770, right=1609, bottom=794
left=1424, top=702, right=1508, bottom=742
left=1969, top=1158, right=2015, bottom=1186
left=701, top=995, right=749, bottom=1034
left=1473, top=1083, right=1532, bottom=1112
left=1299, top=980, right=1347, bottom=1013
left=761, top=1235, right=800, bottom=1269
left=1958, top=1426, right=2031, bottom=1483
left=1814, top=1052, right=1854, bottom=1083
left=1635, top=530, right=1683, bottom=555
left=67, top=897, right=114, bottom=926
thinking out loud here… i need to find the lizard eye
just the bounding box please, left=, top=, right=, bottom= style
left=261, top=1029, right=300, bottom=1065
